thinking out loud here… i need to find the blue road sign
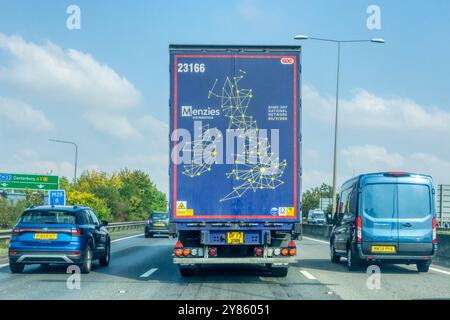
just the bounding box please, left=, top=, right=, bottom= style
left=49, top=190, right=66, bottom=206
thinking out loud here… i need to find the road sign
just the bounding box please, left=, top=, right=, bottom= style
left=0, top=173, right=58, bottom=191
left=49, top=190, right=66, bottom=206
left=319, top=197, right=332, bottom=211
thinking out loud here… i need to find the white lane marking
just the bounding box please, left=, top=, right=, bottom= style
left=302, top=236, right=329, bottom=245
left=111, top=233, right=144, bottom=243
left=0, top=263, right=9, bottom=269
left=140, top=268, right=158, bottom=278
left=300, top=270, right=317, bottom=280
left=430, top=267, right=450, bottom=276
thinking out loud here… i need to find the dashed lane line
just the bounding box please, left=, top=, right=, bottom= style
left=302, top=236, right=329, bottom=245
left=300, top=270, right=317, bottom=280
left=111, top=233, right=144, bottom=243
left=140, top=268, right=158, bottom=278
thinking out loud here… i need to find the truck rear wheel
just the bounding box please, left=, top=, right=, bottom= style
left=271, top=266, right=288, bottom=277
left=179, top=265, right=197, bottom=277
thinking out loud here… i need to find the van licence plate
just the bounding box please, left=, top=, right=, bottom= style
left=226, top=232, right=244, bottom=244
left=371, top=245, right=396, bottom=253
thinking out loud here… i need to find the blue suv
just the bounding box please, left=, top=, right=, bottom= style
left=9, top=205, right=111, bottom=274
left=330, top=172, right=437, bottom=272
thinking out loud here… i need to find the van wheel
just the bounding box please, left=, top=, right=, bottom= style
left=10, top=263, right=24, bottom=273
left=272, top=267, right=289, bottom=277
left=416, top=261, right=431, bottom=272
left=99, top=241, right=110, bottom=267
left=80, top=245, right=93, bottom=274
left=330, top=240, right=340, bottom=263
left=347, top=245, right=362, bottom=271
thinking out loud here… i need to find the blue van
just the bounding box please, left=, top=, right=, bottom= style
left=330, top=172, right=437, bottom=272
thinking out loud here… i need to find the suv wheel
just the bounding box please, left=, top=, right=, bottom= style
left=416, top=261, right=431, bottom=273
left=99, top=241, right=110, bottom=267
left=347, top=245, right=362, bottom=271
left=10, top=263, right=24, bottom=273
left=80, top=245, right=93, bottom=274
left=330, top=240, right=340, bottom=263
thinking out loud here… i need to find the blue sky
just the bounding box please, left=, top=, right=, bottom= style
left=1, top=0, right=450, bottom=194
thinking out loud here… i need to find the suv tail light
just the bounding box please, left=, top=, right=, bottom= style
left=356, top=216, right=362, bottom=243
left=12, top=227, right=22, bottom=235
left=432, top=217, right=437, bottom=244
left=146, top=219, right=150, bottom=225
left=70, top=228, right=82, bottom=236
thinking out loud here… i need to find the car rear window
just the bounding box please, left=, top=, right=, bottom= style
left=398, top=184, right=431, bottom=218
left=20, top=210, right=78, bottom=224
left=363, top=184, right=396, bottom=219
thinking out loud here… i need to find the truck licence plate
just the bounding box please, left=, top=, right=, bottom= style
left=226, top=232, right=244, bottom=244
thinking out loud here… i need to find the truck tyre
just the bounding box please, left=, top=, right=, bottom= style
left=79, top=245, right=93, bottom=274
left=347, top=245, right=362, bottom=271
left=99, top=241, right=110, bottom=267
left=330, top=240, right=340, bottom=263
left=416, top=261, right=431, bottom=273
left=272, top=266, right=288, bottom=277
left=10, top=263, right=24, bottom=273
left=179, top=265, right=196, bottom=277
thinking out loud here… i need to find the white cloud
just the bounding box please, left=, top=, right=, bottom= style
left=304, top=85, right=450, bottom=132
left=85, top=111, right=143, bottom=140
left=341, top=144, right=450, bottom=184
left=302, top=169, right=331, bottom=191
left=0, top=96, right=53, bottom=132
left=0, top=33, right=141, bottom=110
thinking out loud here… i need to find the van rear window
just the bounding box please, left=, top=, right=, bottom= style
left=398, top=184, right=431, bottom=218
left=363, top=184, right=396, bottom=218
left=20, top=210, right=78, bottom=224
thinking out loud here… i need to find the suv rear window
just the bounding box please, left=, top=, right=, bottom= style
left=20, top=210, right=78, bottom=224
left=150, top=212, right=167, bottom=220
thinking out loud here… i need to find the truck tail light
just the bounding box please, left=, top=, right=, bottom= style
left=289, top=248, right=296, bottom=256
left=254, top=248, right=263, bottom=256
left=175, top=240, right=183, bottom=248
left=208, top=248, right=217, bottom=256
left=183, top=248, right=190, bottom=256
left=356, top=216, right=362, bottom=243
left=281, top=248, right=288, bottom=256
left=175, top=249, right=183, bottom=256
left=432, top=217, right=437, bottom=244
left=288, top=240, right=296, bottom=248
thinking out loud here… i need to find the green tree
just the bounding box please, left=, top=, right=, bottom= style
left=66, top=190, right=111, bottom=221
left=301, top=183, right=333, bottom=221
left=0, top=198, right=25, bottom=229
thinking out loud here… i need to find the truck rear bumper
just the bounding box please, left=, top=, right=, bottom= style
left=173, top=257, right=298, bottom=264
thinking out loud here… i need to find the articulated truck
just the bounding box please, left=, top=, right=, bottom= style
left=169, top=45, right=302, bottom=277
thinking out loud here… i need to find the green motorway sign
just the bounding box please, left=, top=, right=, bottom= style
left=0, top=173, right=59, bottom=191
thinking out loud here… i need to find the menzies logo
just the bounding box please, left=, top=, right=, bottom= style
left=182, top=105, right=192, bottom=117
left=181, top=105, right=220, bottom=119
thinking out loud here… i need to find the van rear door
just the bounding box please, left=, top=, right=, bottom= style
left=397, top=183, right=434, bottom=255
left=361, top=183, right=399, bottom=253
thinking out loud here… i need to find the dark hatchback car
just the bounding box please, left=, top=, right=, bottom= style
left=145, top=211, right=173, bottom=238
left=330, top=172, right=437, bottom=272
left=9, top=205, right=111, bottom=274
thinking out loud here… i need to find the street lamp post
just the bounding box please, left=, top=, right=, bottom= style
left=49, top=139, right=78, bottom=184
left=293, top=35, right=384, bottom=217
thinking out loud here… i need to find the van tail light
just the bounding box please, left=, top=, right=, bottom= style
left=71, top=228, right=82, bottom=236
left=356, top=216, right=362, bottom=243
left=432, top=218, right=437, bottom=244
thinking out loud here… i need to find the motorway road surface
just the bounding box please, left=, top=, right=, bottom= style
left=1, top=235, right=450, bottom=300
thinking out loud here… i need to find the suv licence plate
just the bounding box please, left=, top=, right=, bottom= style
left=34, top=233, right=57, bottom=240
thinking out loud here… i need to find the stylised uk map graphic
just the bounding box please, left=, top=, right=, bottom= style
left=182, top=70, right=287, bottom=202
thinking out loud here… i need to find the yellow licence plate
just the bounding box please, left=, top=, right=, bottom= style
left=371, top=245, right=396, bottom=253
left=226, top=232, right=244, bottom=244
left=34, top=233, right=57, bottom=240
left=154, top=223, right=165, bottom=227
